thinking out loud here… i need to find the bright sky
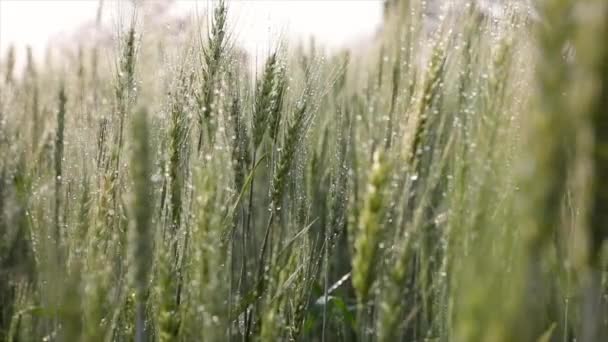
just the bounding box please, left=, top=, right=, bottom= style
left=0, top=0, right=383, bottom=71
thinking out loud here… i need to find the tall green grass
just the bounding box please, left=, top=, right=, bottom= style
left=1, top=0, right=607, bottom=341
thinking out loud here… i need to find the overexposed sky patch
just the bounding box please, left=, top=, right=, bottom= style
left=0, top=0, right=383, bottom=70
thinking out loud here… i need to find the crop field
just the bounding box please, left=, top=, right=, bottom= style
left=1, top=0, right=608, bottom=341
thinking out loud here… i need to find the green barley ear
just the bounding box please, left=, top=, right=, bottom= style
left=113, top=25, right=138, bottom=173
left=54, top=84, right=67, bottom=256
left=252, top=52, right=279, bottom=148
left=168, top=77, right=190, bottom=240
left=119, top=27, right=136, bottom=99
left=129, top=108, right=154, bottom=342
left=255, top=101, right=309, bottom=316
left=384, top=47, right=401, bottom=149
left=405, top=40, right=445, bottom=166
left=115, top=26, right=137, bottom=139
left=197, top=0, right=228, bottom=150
left=186, top=165, right=230, bottom=341
left=244, top=54, right=286, bottom=325
left=352, top=151, right=390, bottom=328
left=271, top=101, right=308, bottom=209
left=268, top=62, right=287, bottom=143
left=229, top=91, right=249, bottom=193
left=157, top=245, right=180, bottom=342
